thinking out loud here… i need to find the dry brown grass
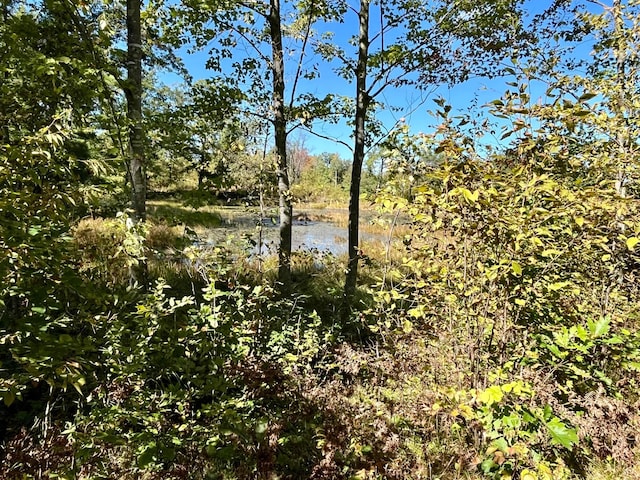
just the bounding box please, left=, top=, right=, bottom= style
left=586, top=458, right=640, bottom=480
left=72, top=216, right=196, bottom=288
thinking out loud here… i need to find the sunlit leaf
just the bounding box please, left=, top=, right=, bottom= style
left=546, top=417, right=578, bottom=449
left=511, top=261, right=522, bottom=276
left=478, top=385, right=503, bottom=405
left=626, top=237, right=639, bottom=251
left=588, top=317, right=610, bottom=338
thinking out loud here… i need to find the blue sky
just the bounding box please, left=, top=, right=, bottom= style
left=164, top=0, right=601, bottom=159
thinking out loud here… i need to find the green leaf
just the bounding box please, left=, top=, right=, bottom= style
left=481, top=457, right=497, bottom=474
left=576, top=325, right=588, bottom=341
left=546, top=417, right=578, bottom=449
left=434, top=97, right=446, bottom=107
left=522, top=410, right=536, bottom=424
left=588, top=317, right=610, bottom=338
left=492, top=437, right=509, bottom=453
left=545, top=343, right=563, bottom=358
left=71, top=376, right=86, bottom=395
left=137, top=443, right=157, bottom=468
left=578, top=92, right=597, bottom=102
left=3, top=390, right=16, bottom=407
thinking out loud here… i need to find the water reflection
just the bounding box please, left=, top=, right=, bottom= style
left=265, top=221, right=349, bottom=255
left=199, top=210, right=380, bottom=256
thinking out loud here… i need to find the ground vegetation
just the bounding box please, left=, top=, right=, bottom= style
left=1, top=0, right=639, bottom=479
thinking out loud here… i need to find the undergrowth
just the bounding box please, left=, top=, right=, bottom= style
left=3, top=166, right=640, bottom=479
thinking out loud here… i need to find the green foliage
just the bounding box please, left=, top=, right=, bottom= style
left=65, top=262, right=331, bottom=478
left=472, top=381, right=576, bottom=478
left=4, top=1, right=640, bottom=479
left=291, top=152, right=350, bottom=204
left=365, top=123, right=442, bottom=201
left=0, top=3, right=101, bottom=136
left=0, top=117, right=91, bottom=405
left=534, top=316, right=640, bottom=396
left=368, top=77, right=640, bottom=474
left=145, top=82, right=251, bottom=194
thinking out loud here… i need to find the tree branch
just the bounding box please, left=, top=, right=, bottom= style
left=299, top=125, right=353, bottom=153
left=289, top=9, right=314, bottom=109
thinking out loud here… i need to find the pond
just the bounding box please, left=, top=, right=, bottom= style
left=198, top=208, right=388, bottom=257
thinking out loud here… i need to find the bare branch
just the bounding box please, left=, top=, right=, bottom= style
left=289, top=11, right=314, bottom=109
left=228, top=23, right=272, bottom=65
left=365, top=85, right=436, bottom=155
left=299, top=125, right=353, bottom=152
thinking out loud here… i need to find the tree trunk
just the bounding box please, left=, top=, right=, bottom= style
left=126, top=0, right=147, bottom=287
left=344, top=0, right=370, bottom=301
left=612, top=0, right=628, bottom=199
left=126, top=0, right=145, bottom=221
left=268, top=0, right=292, bottom=287
left=1, top=0, right=10, bottom=144
left=198, top=168, right=205, bottom=190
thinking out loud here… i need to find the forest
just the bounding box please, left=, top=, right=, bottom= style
left=1, top=0, right=639, bottom=478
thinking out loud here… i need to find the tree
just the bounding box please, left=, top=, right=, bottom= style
left=146, top=81, right=246, bottom=193
left=370, top=123, right=442, bottom=201
left=264, top=0, right=293, bottom=285
left=344, top=0, right=371, bottom=299
left=0, top=0, right=107, bottom=411
left=179, top=0, right=339, bottom=287
left=290, top=151, right=350, bottom=202
left=287, top=134, right=313, bottom=184
left=144, top=84, right=192, bottom=189
left=505, top=0, right=640, bottom=195
left=321, top=152, right=350, bottom=187
left=329, top=0, right=531, bottom=299
left=579, top=0, right=639, bottom=196
left=125, top=0, right=148, bottom=287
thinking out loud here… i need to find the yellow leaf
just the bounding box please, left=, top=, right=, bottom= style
left=461, top=188, right=479, bottom=203
left=478, top=385, right=503, bottom=405
left=520, top=469, right=538, bottom=480
left=511, top=261, right=522, bottom=276
left=403, top=320, right=414, bottom=334
left=548, top=281, right=570, bottom=291
left=626, top=237, right=639, bottom=251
